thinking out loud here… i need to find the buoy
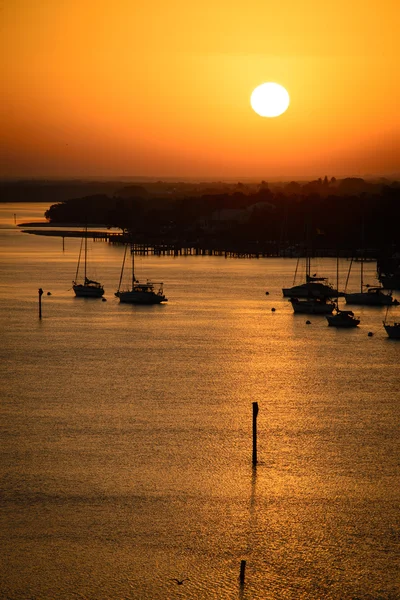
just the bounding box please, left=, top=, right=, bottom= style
left=368, top=331, right=373, bottom=337
left=265, top=291, right=269, bottom=295
left=271, top=307, right=276, bottom=312
left=102, top=297, right=107, bottom=302
left=306, top=320, right=311, bottom=325
left=47, top=291, right=51, bottom=296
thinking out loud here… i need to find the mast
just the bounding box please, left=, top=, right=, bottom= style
left=292, top=256, right=300, bottom=285
left=84, top=225, right=87, bottom=282
left=360, top=255, right=364, bottom=293
left=360, top=203, right=365, bottom=292
left=131, top=243, right=135, bottom=289
left=345, top=257, right=353, bottom=293
left=75, top=238, right=83, bottom=282
left=336, top=253, right=340, bottom=310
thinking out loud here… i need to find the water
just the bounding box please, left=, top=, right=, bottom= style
left=1, top=204, right=399, bottom=600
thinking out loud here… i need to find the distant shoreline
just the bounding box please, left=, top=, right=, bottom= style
left=18, top=222, right=107, bottom=228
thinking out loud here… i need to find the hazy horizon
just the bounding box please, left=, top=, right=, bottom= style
left=1, top=172, right=400, bottom=184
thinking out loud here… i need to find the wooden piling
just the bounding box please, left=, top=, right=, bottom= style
left=38, top=288, right=43, bottom=319
left=239, top=560, right=246, bottom=584
left=252, top=402, right=259, bottom=466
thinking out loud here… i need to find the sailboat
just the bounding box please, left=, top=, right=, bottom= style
left=344, top=257, right=397, bottom=306
left=282, top=255, right=343, bottom=299
left=115, top=243, right=168, bottom=305
left=289, top=296, right=335, bottom=314
left=383, top=304, right=400, bottom=339
left=326, top=257, right=360, bottom=327
left=72, top=227, right=104, bottom=298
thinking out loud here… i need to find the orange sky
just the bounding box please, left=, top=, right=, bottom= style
left=1, top=0, right=399, bottom=179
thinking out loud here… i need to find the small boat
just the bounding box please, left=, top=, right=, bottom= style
left=73, top=227, right=104, bottom=298
left=289, top=296, right=335, bottom=314
left=383, top=305, right=400, bottom=339
left=326, top=308, right=360, bottom=328
left=115, top=243, right=168, bottom=305
left=344, top=257, right=397, bottom=306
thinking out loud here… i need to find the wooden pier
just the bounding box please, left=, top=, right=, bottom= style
left=21, top=227, right=366, bottom=260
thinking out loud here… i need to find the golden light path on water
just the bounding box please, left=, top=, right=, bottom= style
left=0, top=204, right=399, bottom=599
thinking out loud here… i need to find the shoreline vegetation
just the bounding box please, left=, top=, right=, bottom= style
left=3, top=176, right=399, bottom=258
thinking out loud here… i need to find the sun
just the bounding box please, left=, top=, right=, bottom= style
left=250, top=82, right=290, bottom=118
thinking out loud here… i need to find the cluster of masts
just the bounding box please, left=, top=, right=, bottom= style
left=280, top=256, right=399, bottom=334
left=73, top=239, right=167, bottom=305
left=73, top=234, right=399, bottom=337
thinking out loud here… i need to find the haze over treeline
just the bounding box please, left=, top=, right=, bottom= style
left=3, top=177, right=399, bottom=255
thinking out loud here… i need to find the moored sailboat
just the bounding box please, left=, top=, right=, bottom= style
left=115, top=243, right=167, bottom=305
left=326, top=257, right=360, bottom=327
left=344, top=257, right=397, bottom=306
left=73, top=228, right=104, bottom=298
left=290, top=296, right=335, bottom=314
left=282, top=255, right=343, bottom=299
left=383, top=305, right=400, bottom=339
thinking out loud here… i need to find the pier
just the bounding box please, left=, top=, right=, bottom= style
left=21, top=227, right=370, bottom=260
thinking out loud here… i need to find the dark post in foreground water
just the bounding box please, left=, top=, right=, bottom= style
left=38, top=288, right=43, bottom=319
left=239, top=560, right=246, bottom=585
left=252, top=402, right=259, bottom=466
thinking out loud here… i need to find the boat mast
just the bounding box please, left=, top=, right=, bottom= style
left=84, top=225, right=87, bottom=282
left=293, top=256, right=300, bottom=285
left=75, top=238, right=83, bottom=282
left=131, top=243, right=135, bottom=288
left=305, top=218, right=311, bottom=281
left=360, top=206, right=365, bottom=292
left=345, top=257, right=353, bottom=293
left=336, top=253, right=340, bottom=311
left=360, top=255, right=364, bottom=292
left=118, top=244, right=128, bottom=292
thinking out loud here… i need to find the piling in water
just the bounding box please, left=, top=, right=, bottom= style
left=252, top=402, right=259, bottom=466
left=38, top=288, right=43, bottom=319
left=239, top=560, right=246, bottom=585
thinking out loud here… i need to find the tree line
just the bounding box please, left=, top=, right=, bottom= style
left=40, top=178, right=399, bottom=256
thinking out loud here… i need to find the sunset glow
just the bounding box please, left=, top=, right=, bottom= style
left=1, top=1, right=399, bottom=179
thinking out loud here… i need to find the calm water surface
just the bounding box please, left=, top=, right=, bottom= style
left=1, top=204, right=399, bottom=599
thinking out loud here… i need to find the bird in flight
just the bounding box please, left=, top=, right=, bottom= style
left=170, top=578, right=190, bottom=585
